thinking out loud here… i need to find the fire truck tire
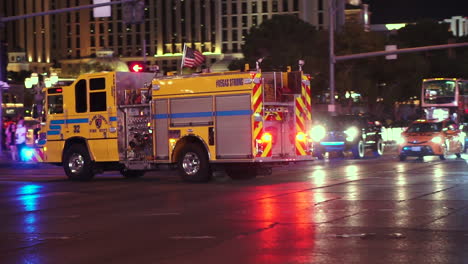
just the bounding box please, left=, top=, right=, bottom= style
left=226, top=166, right=257, bottom=180
left=121, top=170, right=145, bottom=178
left=177, top=144, right=211, bottom=183
left=63, top=144, right=95, bottom=181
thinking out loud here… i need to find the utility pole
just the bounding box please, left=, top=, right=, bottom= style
left=327, top=0, right=468, bottom=115
left=328, top=0, right=336, bottom=113
left=0, top=17, right=5, bottom=151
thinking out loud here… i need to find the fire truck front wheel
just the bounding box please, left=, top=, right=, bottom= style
left=177, top=144, right=211, bottom=183
left=63, top=144, right=95, bottom=181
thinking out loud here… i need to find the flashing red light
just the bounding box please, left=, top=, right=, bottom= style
left=56, top=88, right=62, bottom=92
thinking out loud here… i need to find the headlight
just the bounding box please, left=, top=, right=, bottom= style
left=345, top=126, right=359, bottom=141
left=431, top=136, right=442, bottom=144
left=310, top=125, right=326, bottom=142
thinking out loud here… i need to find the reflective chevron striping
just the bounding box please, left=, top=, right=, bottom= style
left=295, top=96, right=307, bottom=156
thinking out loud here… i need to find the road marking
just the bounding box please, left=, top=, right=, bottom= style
left=144, top=212, right=181, bottom=216
left=23, top=235, right=72, bottom=241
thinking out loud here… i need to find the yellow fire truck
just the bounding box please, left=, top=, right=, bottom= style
left=36, top=69, right=314, bottom=182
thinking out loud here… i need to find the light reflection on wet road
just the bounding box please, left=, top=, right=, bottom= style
left=0, top=152, right=467, bottom=264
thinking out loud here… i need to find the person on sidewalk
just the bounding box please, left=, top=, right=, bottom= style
left=15, top=118, right=27, bottom=161
left=5, top=122, right=17, bottom=161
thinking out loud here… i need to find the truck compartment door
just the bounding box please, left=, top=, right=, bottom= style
left=154, top=99, right=169, bottom=160
left=215, top=94, right=252, bottom=159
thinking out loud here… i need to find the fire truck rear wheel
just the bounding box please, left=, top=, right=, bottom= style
left=63, top=144, right=95, bottom=181
left=177, top=144, right=211, bottom=183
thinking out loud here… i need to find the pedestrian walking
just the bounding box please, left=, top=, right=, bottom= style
left=15, top=118, right=27, bottom=161
left=5, top=122, right=17, bottom=161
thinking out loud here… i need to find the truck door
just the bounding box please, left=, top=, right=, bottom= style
left=86, top=75, right=115, bottom=160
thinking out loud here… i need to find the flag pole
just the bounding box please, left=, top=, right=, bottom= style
left=180, top=44, right=187, bottom=75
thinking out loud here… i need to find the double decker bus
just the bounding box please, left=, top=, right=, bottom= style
left=422, top=78, right=468, bottom=123
left=421, top=78, right=468, bottom=150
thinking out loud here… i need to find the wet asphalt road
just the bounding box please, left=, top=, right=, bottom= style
left=0, top=149, right=467, bottom=264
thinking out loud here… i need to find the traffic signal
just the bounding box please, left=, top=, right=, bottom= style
left=128, top=61, right=145, bottom=72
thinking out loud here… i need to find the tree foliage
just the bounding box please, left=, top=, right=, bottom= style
left=229, top=15, right=321, bottom=72
left=379, top=20, right=467, bottom=102
left=235, top=16, right=468, bottom=108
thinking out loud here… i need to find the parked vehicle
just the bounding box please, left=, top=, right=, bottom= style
left=310, top=114, right=384, bottom=159
left=398, top=119, right=463, bottom=161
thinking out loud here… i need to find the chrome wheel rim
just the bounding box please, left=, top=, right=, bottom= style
left=358, top=141, right=365, bottom=157
left=376, top=140, right=384, bottom=155
left=182, top=152, right=200, bottom=176
left=68, top=153, right=84, bottom=174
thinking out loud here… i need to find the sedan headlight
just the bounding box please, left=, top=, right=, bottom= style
left=431, top=136, right=442, bottom=144
left=345, top=126, right=359, bottom=141
left=310, top=125, right=326, bottom=142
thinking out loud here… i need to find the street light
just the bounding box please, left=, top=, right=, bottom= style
left=24, top=72, right=58, bottom=119
left=30, top=73, right=39, bottom=86
left=24, top=78, right=33, bottom=89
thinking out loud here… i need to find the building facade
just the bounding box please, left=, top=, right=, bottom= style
left=4, top=0, right=349, bottom=76
left=444, top=16, right=468, bottom=37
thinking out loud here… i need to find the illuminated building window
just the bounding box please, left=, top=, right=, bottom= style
left=252, top=2, right=257, bottom=12
left=242, top=16, right=248, bottom=27
left=272, top=0, right=278, bottom=12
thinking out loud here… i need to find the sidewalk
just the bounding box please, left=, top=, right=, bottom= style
left=0, top=150, right=17, bottom=164
left=0, top=150, right=33, bottom=164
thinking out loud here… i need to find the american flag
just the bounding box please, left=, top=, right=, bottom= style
left=183, top=46, right=206, bottom=68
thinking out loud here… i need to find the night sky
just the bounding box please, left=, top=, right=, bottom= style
left=367, top=0, right=468, bottom=24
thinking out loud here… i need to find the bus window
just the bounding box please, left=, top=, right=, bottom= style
left=459, top=81, right=468, bottom=95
